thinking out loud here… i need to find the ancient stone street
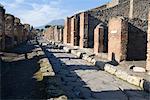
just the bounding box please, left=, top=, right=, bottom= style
left=1, top=0, right=150, bottom=99
left=40, top=40, right=149, bottom=99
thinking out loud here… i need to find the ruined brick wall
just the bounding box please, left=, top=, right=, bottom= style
left=5, top=14, right=15, bottom=49
left=147, top=11, right=150, bottom=71
left=0, top=6, right=5, bottom=51
left=89, top=1, right=130, bottom=24
left=43, top=26, right=54, bottom=41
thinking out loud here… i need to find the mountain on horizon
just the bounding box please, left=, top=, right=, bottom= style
left=36, top=19, right=64, bottom=29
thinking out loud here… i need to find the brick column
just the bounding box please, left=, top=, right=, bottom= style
left=54, top=26, right=59, bottom=42
left=108, top=17, right=128, bottom=62
left=63, top=17, right=71, bottom=44
left=146, top=11, right=150, bottom=71
left=5, top=14, right=15, bottom=49
left=94, top=24, right=104, bottom=54
left=80, top=12, right=89, bottom=48
left=0, top=6, right=5, bottom=51
left=71, top=16, right=79, bottom=46
left=59, top=28, right=63, bottom=42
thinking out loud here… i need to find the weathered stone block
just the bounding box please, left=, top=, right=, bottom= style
left=104, top=64, right=117, bottom=75
left=94, top=24, right=104, bottom=54
left=115, top=69, right=129, bottom=80
left=108, top=17, right=128, bottom=62
left=127, top=75, right=143, bottom=86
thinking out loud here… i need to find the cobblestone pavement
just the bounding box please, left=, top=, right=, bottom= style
left=43, top=44, right=150, bottom=100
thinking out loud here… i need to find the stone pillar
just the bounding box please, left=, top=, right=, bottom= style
left=18, top=24, right=24, bottom=43
left=63, top=17, right=71, bottom=44
left=80, top=12, right=89, bottom=48
left=108, top=17, right=128, bottom=62
left=0, top=5, right=5, bottom=51
left=94, top=24, right=104, bottom=54
left=59, top=28, right=63, bottom=42
left=14, top=17, right=20, bottom=45
left=24, top=24, right=30, bottom=40
left=71, top=15, right=80, bottom=46
left=5, top=14, right=15, bottom=49
left=146, top=11, right=150, bottom=71
left=54, top=26, right=59, bottom=42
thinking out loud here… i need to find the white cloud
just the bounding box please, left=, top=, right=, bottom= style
left=2, top=0, right=69, bottom=27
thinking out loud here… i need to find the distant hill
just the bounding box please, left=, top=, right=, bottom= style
left=36, top=19, right=64, bottom=29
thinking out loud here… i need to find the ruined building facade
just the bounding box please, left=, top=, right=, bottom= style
left=0, top=5, right=36, bottom=51
left=43, top=0, right=150, bottom=71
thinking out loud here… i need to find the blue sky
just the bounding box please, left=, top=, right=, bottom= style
left=0, top=0, right=111, bottom=27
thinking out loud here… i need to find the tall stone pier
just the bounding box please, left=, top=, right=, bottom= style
left=14, top=17, right=20, bottom=45
left=63, top=17, right=71, bottom=44
left=80, top=12, right=89, bottom=48
left=0, top=5, right=5, bottom=51
left=18, top=24, right=24, bottom=43
left=54, top=26, right=59, bottom=42
left=94, top=24, right=104, bottom=54
left=71, top=15, right=80, bottom=46
left=147, top=11, right=150, bottom=71
left=24, top=24, right=30, bottom=40
left=59, top=28, right=63, bottom=42
left=108, top=17, right=128, bottom=62
left=5, top=14, right=15, bottom=49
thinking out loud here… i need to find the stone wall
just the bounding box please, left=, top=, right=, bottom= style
left=129, top=0, right=150, bottom=20
left=0, top=6, right=5, bottom=51
left=147, top=11, right=150, bottom=71
left=5, top=14, right=15, bottom=49
left=44, top=26, right=54, bottom=41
